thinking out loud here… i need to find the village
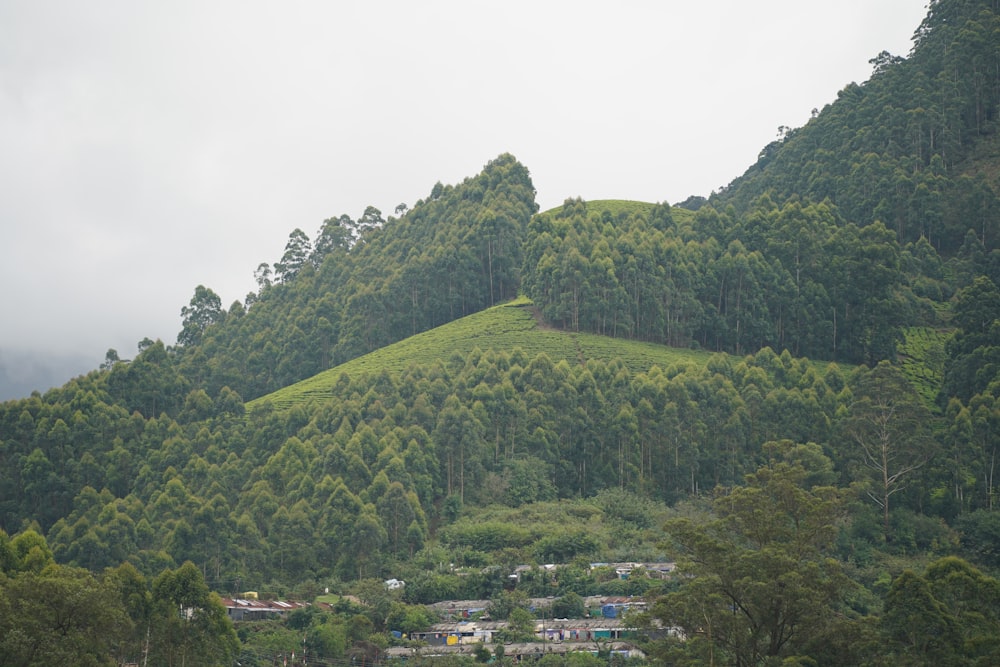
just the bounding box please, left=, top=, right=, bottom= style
left=219, top=562, right=679, bottom=662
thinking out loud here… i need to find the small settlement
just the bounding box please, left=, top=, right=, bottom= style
left=387, top=604, right=670, bottom=661
left=223, top=562, right=679, bottom=662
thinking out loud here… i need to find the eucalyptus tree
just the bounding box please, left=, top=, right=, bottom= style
left=842, top=361, right=937, bottom=541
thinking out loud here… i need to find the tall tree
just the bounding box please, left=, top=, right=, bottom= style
left=653, top=456, right=851, bottom=666
left=177, top=285, right=223, bottom=347
left=842, top=361, right=937, bottom=540
left=0, top=564, right=129, bottom=667
left=273, top=228, right=312, bottom=283
left=150, top=561, right=239, bottom=667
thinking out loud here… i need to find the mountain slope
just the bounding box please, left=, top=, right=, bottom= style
left=2, top=0, right=999, bottom=612
left=712, top=0, right=1000, bottom=255
left=169, top=153, right=538, bottom=404
left=248, top=296, right=716, bottom=412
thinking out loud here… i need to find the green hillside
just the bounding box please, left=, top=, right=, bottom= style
left=7, top=2, right=1000, bottom=665
left=249, top=296, right=714, bottom=412
left=585, top=199, right=695, bottom=227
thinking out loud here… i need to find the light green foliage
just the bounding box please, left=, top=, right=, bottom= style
left=536, top=199, right=655, bottom=220
left=250, top=298, right=715, bottom=412
left=9, top=529, right=54, bottom=573
left=897, top=326, right=949, bottom=406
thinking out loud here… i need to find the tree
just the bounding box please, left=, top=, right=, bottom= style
left=881, top=569, right=962, bottom=665
left=357, top=206, right=384, bottom=240
left=879, top=557, right=1000, bottom=665
left=550, top=591, right=585, bottom=619
left=0, top=564, right=129, bottom=667
left=842, top=361, right=936, bottom=540
left=312, top=216, right=353, bottom=265
left=100, top=349, right=121, bottom=371
left=377, top=482, right=418, bottom=556
left=924, top=556, right=1000, bottom=662
left=253, top=262, right=272, bottom=292
left=352, top=506, right=386, bottom=580
left=178, top=285, right=223, bottom=347
left=274, top=228, right=312, bottom=283
left=653, top=457, right=851, bottom=666
left=150, top=561, right=239, bottom=667
left=432, top=395, right=486, bottom=503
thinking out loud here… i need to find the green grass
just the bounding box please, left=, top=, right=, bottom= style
left=248, top=297, right=714, bottom=412
left=539, top=198, right=696, bottom=230
left=669, top=206, right=696, bottom=226
left=583, top=199, right=656, bottom=218
left=539, top=199, right=656, bottom=218
left=897, top=326, right=951, bottom=408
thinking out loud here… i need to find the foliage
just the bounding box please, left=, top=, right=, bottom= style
left=653, top=456, right=854, bottom=665
left=521, top=194, right=911, bottom=365
left=0, top=530, right=238, bottom=667
left=7, top=3, right=1000, bottom=664
left=714, top=0, right=1000, bottom=259
left=171, top=153, right=538, bottom=403
left=880, top=557, right=1000, bottom=665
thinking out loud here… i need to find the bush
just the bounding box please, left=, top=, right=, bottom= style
left=958, top=509, right=1000, bottom=568
left=533, top=530, right=600, bottom=563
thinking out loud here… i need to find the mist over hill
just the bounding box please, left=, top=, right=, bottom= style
left=0, top=349, right=94, bottom=401
left=6, top=2, right=1000, bottom=665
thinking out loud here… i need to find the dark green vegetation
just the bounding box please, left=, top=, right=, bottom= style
left=0, top=530, right=238, bottom=667
left=5, top=0, right=1000, bottom=664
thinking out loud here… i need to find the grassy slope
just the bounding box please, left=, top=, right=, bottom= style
left=898, top=326, right=950, bottom=407
left=248, top=296, right=715, bottom=412
left=541, top=199, right=695, bottom=227
left=249, top=297, right=947, bottom=414
left=251, top=198, right=698, bottom=412
left=249, top=198, right=943, bottom=413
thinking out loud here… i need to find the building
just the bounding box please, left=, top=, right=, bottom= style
left=219, top=597, right=313, bottom=622
left=409, top=617, right=635, bottom=646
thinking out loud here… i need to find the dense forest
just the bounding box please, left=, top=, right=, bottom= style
left=6, top=0, right=1000, bottom=664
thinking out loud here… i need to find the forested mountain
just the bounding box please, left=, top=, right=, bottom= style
left=521, top=195, right=912, bottom=364
left=6, top=1, right=1000, bottom=665
left=716, top=0, right=1000, bottom=256
left=169, top=153, right=537, bottom=404
left=518, top=0, right=1000, bottom=368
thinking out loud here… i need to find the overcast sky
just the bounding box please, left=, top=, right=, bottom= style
left=0, top=1, right=929, bottom=400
